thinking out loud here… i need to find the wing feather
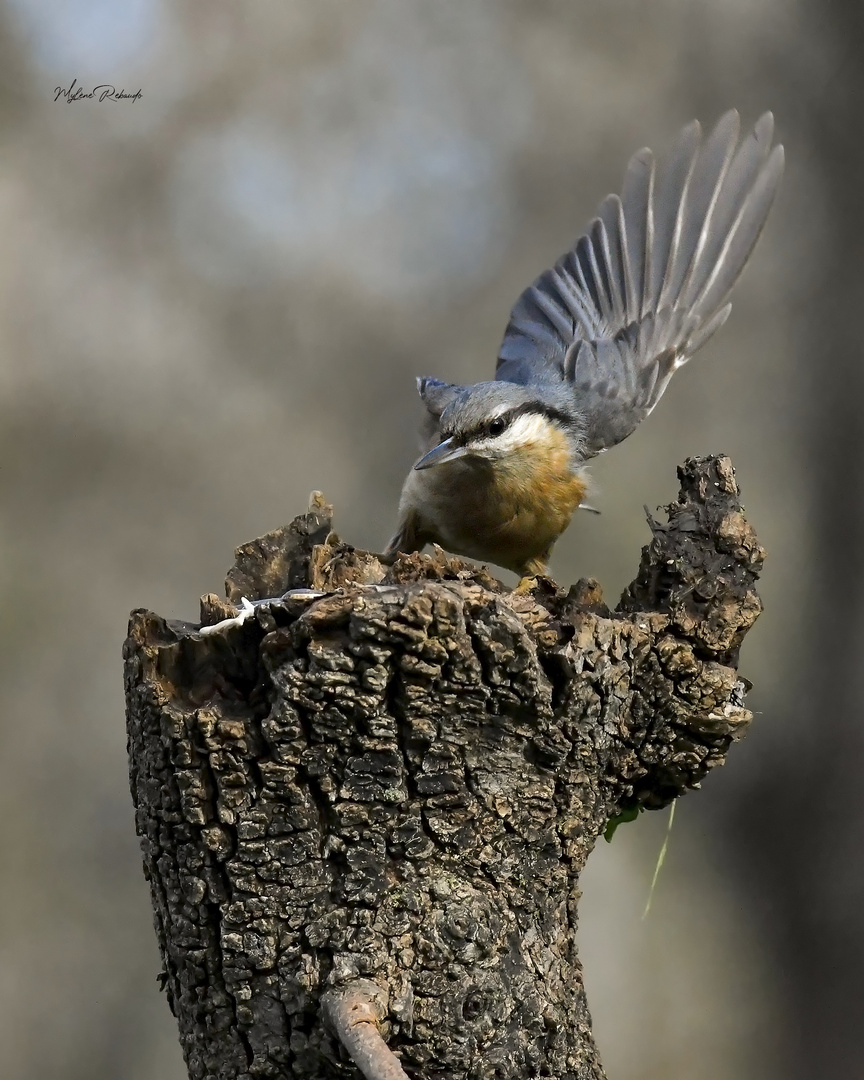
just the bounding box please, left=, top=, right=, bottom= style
left=620, top=148, right=654, bottom=320
left=596, top=195, right=632, bottom=325
left=685, top=113, right=776, bottom=315
left=668, top=110, right=740, bottom=309
left=652, top=119, right=701, bottom=316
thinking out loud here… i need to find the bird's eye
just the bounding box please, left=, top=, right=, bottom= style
left=488, top=417, right=506, bottom=438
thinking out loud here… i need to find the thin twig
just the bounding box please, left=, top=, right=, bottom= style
left=321, top=980, right=410, bottom=1080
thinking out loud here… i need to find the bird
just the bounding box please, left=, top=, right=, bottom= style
left=384, top=111, right=784, bottom=581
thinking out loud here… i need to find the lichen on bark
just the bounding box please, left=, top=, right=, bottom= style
left=124, top=455, right=764, bottom=1080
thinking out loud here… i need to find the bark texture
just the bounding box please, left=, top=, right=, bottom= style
left=124, top=455, right=764, bottom=1080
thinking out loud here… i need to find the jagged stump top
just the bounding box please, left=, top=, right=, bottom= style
left=124, top=455, right=764, bottom=1080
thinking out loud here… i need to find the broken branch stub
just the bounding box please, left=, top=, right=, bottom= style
left=124, top=454, right=764, bottom=1079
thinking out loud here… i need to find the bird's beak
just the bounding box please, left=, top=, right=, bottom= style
left=413, top=437, right=469, bottom=471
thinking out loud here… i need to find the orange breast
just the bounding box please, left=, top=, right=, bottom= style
left=402, top=430, right=587, bottom=575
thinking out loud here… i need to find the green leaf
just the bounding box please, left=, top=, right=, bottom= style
left=603, top=804, right=643, bottom=842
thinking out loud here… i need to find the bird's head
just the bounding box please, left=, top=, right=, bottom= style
left=414, top=379, right=583, bottom=472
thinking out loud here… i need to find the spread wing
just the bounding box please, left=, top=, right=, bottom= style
left=496, top=111, right=784, bottom=455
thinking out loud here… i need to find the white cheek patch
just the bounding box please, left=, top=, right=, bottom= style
left=473, top=412, right=551, bottom=454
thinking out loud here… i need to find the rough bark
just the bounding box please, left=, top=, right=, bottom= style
left=124, top=454, right=764, bottom=1080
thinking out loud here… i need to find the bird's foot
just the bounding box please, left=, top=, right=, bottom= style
left=512, top=574, right=540, bottom=596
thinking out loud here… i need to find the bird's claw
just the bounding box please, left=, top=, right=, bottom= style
left=512, top=574, right=540, bottom=596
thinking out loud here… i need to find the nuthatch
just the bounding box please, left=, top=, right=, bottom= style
left=385, top=111, right=784, bottom=579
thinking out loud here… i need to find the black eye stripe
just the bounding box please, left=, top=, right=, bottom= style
left=513, top=402, right=578, bottom=428
left=460, top=402, right=577, bottom=443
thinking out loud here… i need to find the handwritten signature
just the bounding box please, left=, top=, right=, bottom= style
left=54, top=79, right=142, bottom=104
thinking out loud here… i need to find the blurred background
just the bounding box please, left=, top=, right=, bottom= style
left=1, top=1, right=860, bottom=1077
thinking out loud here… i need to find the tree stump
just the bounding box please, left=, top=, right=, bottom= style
left=124, top=455, right=764, bottom=1080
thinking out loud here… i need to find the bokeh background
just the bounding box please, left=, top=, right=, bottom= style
left=1, top=1, right=860, bottom=1077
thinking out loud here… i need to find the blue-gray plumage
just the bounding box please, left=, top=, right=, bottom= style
left=385, top=111, right=784, bottom=578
